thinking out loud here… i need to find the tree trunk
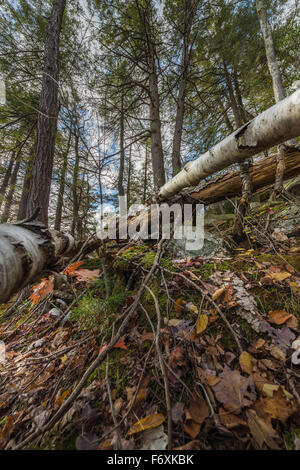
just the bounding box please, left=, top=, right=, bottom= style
left=1, top=159, right=21, bottom=223
left=127, top=145, right=132, bottom=208
left=159, top=87, right=300, bottom=199
left=0, top=152, right=15, bottom=211
left=143, top=144, right=149, bottom=205
left=118, top=97, right=125, bottom=197
left=184, top=148, right=300, bottom=205
left=149, top=51, right=165, bottom=189
left=224, top=64, right=253, bottom=240
left=256, top=0, right=286, bottom=194
left=54, top=130, right=71, bottom=231
left=0, top=221, right=75, bottom=303
left=26, top=0, right=66, bottom=224
left=71, top=132, right=80, bottom=237
left=256, top=0, right=286, bottom=103
left=18, top=150, right=34, bottom=220
left=142, top=6, right=165, bottom=189
left=171, top=0, right=198, bottom=176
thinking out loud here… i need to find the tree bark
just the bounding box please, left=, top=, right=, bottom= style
left=1, top=159, right=21, bottom=223
left=171, top=0, right=198, bottom=176
left=118, top=97, right=125, bottom=197
left=71, top=132, right=80, bottom=237
left=26, top=0, right=66, bottom=224
left=54, top=130, right=72, bottom=231
left=256, top=0, right=287, bottom=194
left=143, top=5, right=165, bottom=189
left=0, top=221, right=75, bottom=303
left=0, top=152, right=15, bottom=211
left=256, top=0, right=286, bottom=103
left=159, top=87, right=300, bottom=200
left=18, top=150, right=34, bottom=220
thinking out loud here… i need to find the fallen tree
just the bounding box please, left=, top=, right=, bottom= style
left=159, top=87, right=300, bottom=200
left=182, top=147, right=300, bottom=205
left=0, top=221, right=76, bottom=304
left=1, top=90, right=300, bottom=304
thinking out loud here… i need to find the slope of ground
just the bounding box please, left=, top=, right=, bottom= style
left=0, top=200, right=300, bottom=450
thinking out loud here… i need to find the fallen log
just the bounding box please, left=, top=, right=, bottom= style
left=0, top=221, right=102, bottom=304
left=182, top=147, right=300, bottom=205
left=159, top=88, right=300, bottom=199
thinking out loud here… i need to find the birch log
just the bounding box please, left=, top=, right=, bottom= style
left=159, top=88, right=300, bottom=200
left=0, top=222, right=74, bottom=304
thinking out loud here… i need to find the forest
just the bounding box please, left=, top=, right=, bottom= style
left=0, top=0, right=300, bottom=453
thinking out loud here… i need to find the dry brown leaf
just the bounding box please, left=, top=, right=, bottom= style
left=184, top=398, right=209, bottom=438
left=239, top=351, right=254, bottom=374
left=128, top=413, right=165, bottom=435
left=206, top=375, right=221, bottom=387
left=247, top=409, right=280, bottom=449
left=270, top=272, right=291, bottom=281
left=219, top=408, right=249, bottom=435
left=174, top=298, right=186, bottom=314
left=258, top=387, right=297, bottom=423
left=213, top=366, right=256, bottom=414
left=212, top=285, right=226, bottom=301
left=268, top=310, right=292, bottom=325
left=196, top=314, right=208, bottom=335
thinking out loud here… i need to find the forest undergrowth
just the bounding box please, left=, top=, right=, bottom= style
left=0, top=198, right=300, bottom=451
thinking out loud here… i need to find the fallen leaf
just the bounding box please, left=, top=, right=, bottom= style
left=239, top=351, right=254, bottom=374
left=63, top=261, right=84, bottom=276
left=186, top=302, right=198, bottom=315
left=196, top=314, right=208, bottom=335
left=247, top=409, right=280, bottom=449
left=213, top=366, right=256, bottom=414
left=219, top=408, right=249, bottom=435
left=72, top=269, right=100, bottom=283
left=268, top=310, right=292, bottom=325
left=270, top=272, right=291, bottom=281
left=29, top=276, right=54, bottom=305
left=184, top=398, right=209, bottom=438
left=171, top=402, right=185, bottom=424
left=114, top=341, right=127, bottom=350
left=258, top=387, right=297, bottom=423
left=128, top=413, right=165, bottom=435
left=174, top=298, right=186, bottom=314
left=212, top=285, right=226, bottom=301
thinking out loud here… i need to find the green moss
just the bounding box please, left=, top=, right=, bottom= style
left=87, top=349, right=129, bottom=396
left=113, top=244, right=148, bottom=270
left=81, top=257, right=101, bottom=269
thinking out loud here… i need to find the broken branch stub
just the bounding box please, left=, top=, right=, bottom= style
left=159, top=88, right=300, bottom=199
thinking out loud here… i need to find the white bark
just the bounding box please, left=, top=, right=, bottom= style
left=256, top=0, right=285, bottom=103
left=0, top=222, right=74, bottom=303
left=159, top=87, right=300, bottom=200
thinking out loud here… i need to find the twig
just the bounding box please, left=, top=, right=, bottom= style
left=12, top=239, right=166, bottom=450
left=144, top=286, right=172, bottom=450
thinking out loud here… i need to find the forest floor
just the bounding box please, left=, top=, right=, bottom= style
left=0, top=198, right=300, bottom=450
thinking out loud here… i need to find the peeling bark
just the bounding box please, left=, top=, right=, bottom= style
left=0, top=222, right=74, bottom=303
